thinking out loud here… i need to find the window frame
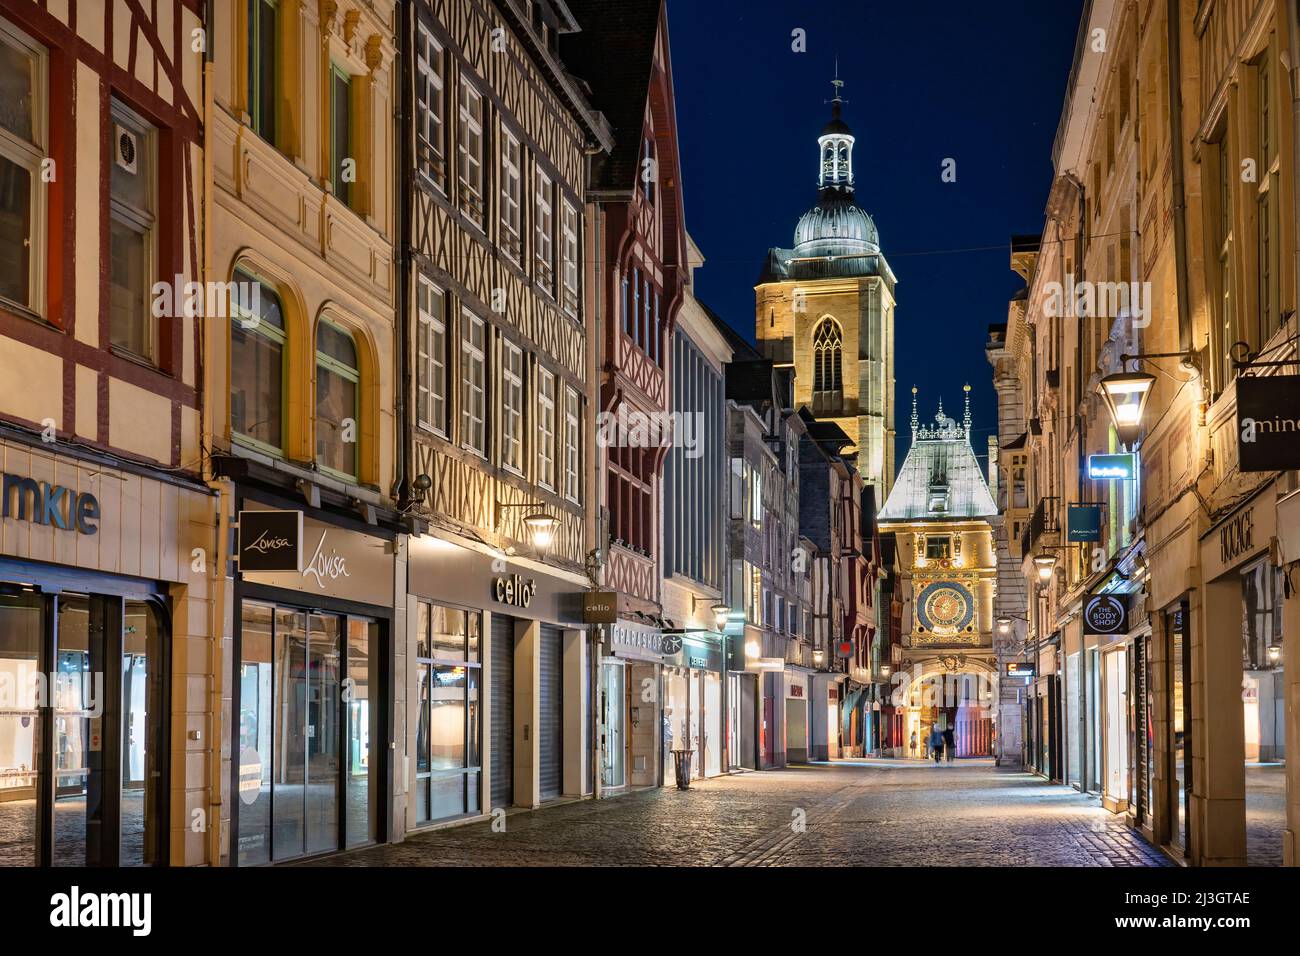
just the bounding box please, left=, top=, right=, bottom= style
left=457, top=78, right=486, bottom=228
left=247, top=0, right=278, bottom=145
left=0, top=15, right=47, bottom=320
left=416, top=273, right=447, bottom=437
left=314, top=318, right=362, bottom=481
left=561, top=198, right=579, bottom=317
left=329, top=61, right=354, bottom=209
left=415, top=21, right=446, bottom=190
left=537, top=367, right=556, bottom=492
left=108, top=96, right=159, bottom=364
left=499, top=125, right=522, bottom=263
left=563, top=384, right=580, bottom=503
left=460, top=308, right=487, bottom=457
left=500, top=338, right=525, bottom=476
left=535, top=167, right=554, bottom=294
left=230, top=267, right=288, bottom=456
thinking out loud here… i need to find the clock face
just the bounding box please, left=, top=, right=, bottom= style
left=917, top=581, right=975, bottom=635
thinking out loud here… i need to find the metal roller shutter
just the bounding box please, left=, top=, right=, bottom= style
left=538, top=624, right=563, bottom=800
left=490, top=615, right=514, bottom=809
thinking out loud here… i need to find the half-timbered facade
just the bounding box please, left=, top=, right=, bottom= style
left=561, top=0, right=688, bottom=616
left=397, top=0, right=611, bottom=829
left=0, top=0, right=213, bottom=867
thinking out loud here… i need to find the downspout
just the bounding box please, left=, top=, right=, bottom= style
left=394, top=1, right=414, bottom=513
left=1167, top=0, right=1192, bottom=354
left=583, top=145, right=605, bottom=800
left=1287, top=0, right=1300, bottom=323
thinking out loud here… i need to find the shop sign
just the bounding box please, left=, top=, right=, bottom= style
left=1218, top=508, right=1255, bottom=568
left=1, top=471, right=100, bottom=534
left=241, top=506, right=393, bottom=605
left=661, top=632, right=684, bottom=654
left=1066, top=503, right=1103, bottom=543
left=790, top=685, right=804, bottom=698
left=583, top=590, right=617, bottom=624
left=1202, top=492, right=1275, bottom=581
left=608, top=620, right=676, bottom=662
left=828, top=687, right=838, bottom=700
left=1006, top=662, right=1036, bottom=678
left=493, top=574, right=537, bottom=609
left=1235, top=375, right=1300, bottom=472
left=1083, top=594, right=1129, bottom=635
left=1087, top=453, right=1137, bottom=480
left=237, top=509, right=302, bottom=572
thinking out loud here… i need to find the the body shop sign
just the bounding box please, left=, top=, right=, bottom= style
left=1084, top=594, right=1129, bottom=636
left=241, top=505, right=393, bottom=605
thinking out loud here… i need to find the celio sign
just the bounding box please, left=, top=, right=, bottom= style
left=493, top=574, right=537, bottom=608
left=2, top=471, right=100, bottom=534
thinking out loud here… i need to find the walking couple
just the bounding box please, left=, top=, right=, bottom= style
left=928, top=725, right=955, bottom=764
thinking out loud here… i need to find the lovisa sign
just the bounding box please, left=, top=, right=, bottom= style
left=237, top=509, right=303, bottom=572
left=241, top=505, right=392, bottom=605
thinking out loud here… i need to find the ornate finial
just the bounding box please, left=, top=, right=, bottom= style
left=911, top=386, right=919, bottom=438
left=963, top=383, right=972, bottom=436
left=937, top=396, right=945, bottom=421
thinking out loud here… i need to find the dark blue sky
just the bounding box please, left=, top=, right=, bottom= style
left=666, top=0, right=1083, bottom=470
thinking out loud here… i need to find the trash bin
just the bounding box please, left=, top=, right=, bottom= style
left=671, top=749, right=694, bottom=790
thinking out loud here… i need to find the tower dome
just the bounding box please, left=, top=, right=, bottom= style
left=792, top=83, right=881, bottom=256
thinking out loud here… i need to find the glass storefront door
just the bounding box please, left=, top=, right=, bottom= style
left=238, top=601, right=377, bottom=864
left=0, top=587, right=165, bottom=867
left=600, top=660, right=626, bottom=790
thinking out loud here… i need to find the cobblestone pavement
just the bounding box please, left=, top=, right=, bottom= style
left=305, top=759, right=1172, bottom=867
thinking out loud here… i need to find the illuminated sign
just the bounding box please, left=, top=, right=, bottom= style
left=1087, top=453, right=1136, bottom=480
left=1006, top=662, right=1036, bottom=678
left=493, top=574, right=537, bottom=608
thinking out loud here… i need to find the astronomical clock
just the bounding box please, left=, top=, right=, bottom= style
left=914, top=579, right=979, bottom=646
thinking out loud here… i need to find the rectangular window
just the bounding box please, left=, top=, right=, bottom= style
left=247, top=0, right=277, bottom=144
left=926, top=535, right=951, bottom=560
left=457, top=80, right=485, bottom=226
left=0, top=17, right=45, bottom=316
left=500, top=127, right=522, bottom=261
left=1256, top=55, right=1281, bottom=348
left=535, top=168, right=554, bottom=293
left=416, top=274, right=446, bottom=435
left=415, top=22, right=445, bottom=187
left=460, top=310, right=486, bottom=455
left=537, top=368, right=556, bottom=490
left=729, top=458, right=744, bottom=519
left=501, top=339, right=524, bottom=474
left=109, top=98, right=157, bottom=362
left=231, top=270, right=286, bottom=452
left=330, top=64, right=353, bottom=209
left=315, top=321, right=360, bottom=478
left=749, top=466, right=762, bottom=529
left=563, top=385, right=580, bottom=502
left=561, top=199, right=579, bottom=316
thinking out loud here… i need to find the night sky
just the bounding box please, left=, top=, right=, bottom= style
left=666, top=0, right=1084, bottom=473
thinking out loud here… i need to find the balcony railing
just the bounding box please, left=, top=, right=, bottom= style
left=1021, top=496, right=1060, bottom=557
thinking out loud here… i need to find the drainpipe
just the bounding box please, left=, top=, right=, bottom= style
left=1167, top=0, right=1192, bottom=355
left=1287, top=0, right=1300, bottom=319
left=394, top=1, right=414, bottom=513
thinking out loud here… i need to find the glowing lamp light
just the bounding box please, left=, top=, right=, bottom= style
left=523, top=513, right=559, bottom=554
left=1034, top=552, right=1057, bottom=582
left=812, top=649, right=825, bottom=667
left=997, top=616, right=1012, bottom=634
left=745, top=640, right=760, bottom=659
left=1098, top=371, right=1156, bottom=448
left=711, top=603, right=730, bottom=629
left=1268, top=642, right=1282, bottom=665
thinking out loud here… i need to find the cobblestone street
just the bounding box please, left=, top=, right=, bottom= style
left=308, top=760, right=1172, bottom=868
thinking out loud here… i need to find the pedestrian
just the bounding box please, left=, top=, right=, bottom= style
left=929, top=727, right=943, bottom=764
left=909, top=729, right=917, bottom=758
left=943, top=726, right=956, bottom=763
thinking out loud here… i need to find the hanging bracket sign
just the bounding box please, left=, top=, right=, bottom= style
left=237, top=509, right=303, bottom=572
left=1235, top=375, right=1300, bottom=472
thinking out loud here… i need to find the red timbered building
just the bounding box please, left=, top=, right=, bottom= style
left=0, top=0, right=213, bottom=867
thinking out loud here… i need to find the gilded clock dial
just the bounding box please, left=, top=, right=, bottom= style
left=917, top=581, right=975, bottom=634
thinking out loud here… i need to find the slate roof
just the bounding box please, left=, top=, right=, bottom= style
left=559, top=0, right=663, bottom=194
left=878, top=431, right=998, bottom=522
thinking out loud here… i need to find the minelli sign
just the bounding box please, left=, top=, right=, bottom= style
left=1, top=472, right=100, bottom=534
left=1236, top=375, right=1300, bottom=472
left=1084, top=594, right=1129, bottom=636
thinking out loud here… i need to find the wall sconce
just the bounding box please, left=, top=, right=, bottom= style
left=496, top=500, right=559, bottom=560
left=692, top=595, right=731, bottom=630
left=812, top=649, right=825, bottom=667
left=1033, top=551, right=1058, bottom=583
left=1098, top=370, right=1156, bottom=449
left=1268, top=642, right=1282, bottom=665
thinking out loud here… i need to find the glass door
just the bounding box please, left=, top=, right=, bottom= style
left=0, top=590, right=43, bottom=867
left=52, top=594, right=96, bottom=867
left=345, top=617, right=377, bottom=849
left=600, top=660, right=625, bottom=790
left=120, top=600, right=164, bottom=866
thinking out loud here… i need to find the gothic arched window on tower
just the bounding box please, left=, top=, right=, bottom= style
left=812, top=318, right=843, bottom=414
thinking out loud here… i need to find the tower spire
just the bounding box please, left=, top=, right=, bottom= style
left=963, top=384, right=972, bottom=438
left=911, top=386, right=919, bottom=440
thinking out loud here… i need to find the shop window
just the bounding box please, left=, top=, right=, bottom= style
left=315, top=320, right=360, bottom=479
left=457, top=79, right=485, bottom=227
left=247, top=0, right=278, bottom=144
left=416, top=273, right=446, bottom=435
left=414, top=602, right=481, bottom=824
left=230, top=268, right=286, bottom=453
left=108, top=98, right=158, bottom=363
left=0, top=17, right=45, bottom=317
left=500, top=126, right=522, bottom=261
left=415, top=21, right=445, bottom=188
left=537, top=368, right=556, bottom=490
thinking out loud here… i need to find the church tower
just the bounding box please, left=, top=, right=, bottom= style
left=756, top=77, right=897, bottom=499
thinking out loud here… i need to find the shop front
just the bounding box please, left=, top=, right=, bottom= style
left=604, top=617, right=670, bottom=791
left=661, top=631, right=725, bottom=780
left=0, top=437, right=214, bottom=867
left=1199, top=487, right=1284, bottom=865
left=407, top=535, right=592, bottom=818
left=233, top=497, right=395, bottom=866
left=785, top=669, right=811, bottom=764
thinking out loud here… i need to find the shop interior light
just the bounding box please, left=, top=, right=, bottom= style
left=1098, top=370, right=1156, bottom=448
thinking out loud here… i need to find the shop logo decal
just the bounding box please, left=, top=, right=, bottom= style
left=302, top=531, right=350, bottom=589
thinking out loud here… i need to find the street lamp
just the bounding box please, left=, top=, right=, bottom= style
left=812, top=648, right=825, bottom=667
left=523, top=512, right=559, bottom=556
left=692, top=595, right=731, bottom=630
left=1033, top=551, right=1057, bottom=583
left=997, top=616, right=1013, bottom=634
left=1268, top=642, right=1282, bottom=665
left=1098, top=370, right=1157, bottom=448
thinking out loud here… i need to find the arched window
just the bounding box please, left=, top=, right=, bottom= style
left=231, top=268, right=286, bottom=452
left=316, top=320, right=360, bottom=478
left=812, top=318, right=842, bottom=412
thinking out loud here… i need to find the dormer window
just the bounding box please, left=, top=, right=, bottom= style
left=927, top=485, right=950, bottom=514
